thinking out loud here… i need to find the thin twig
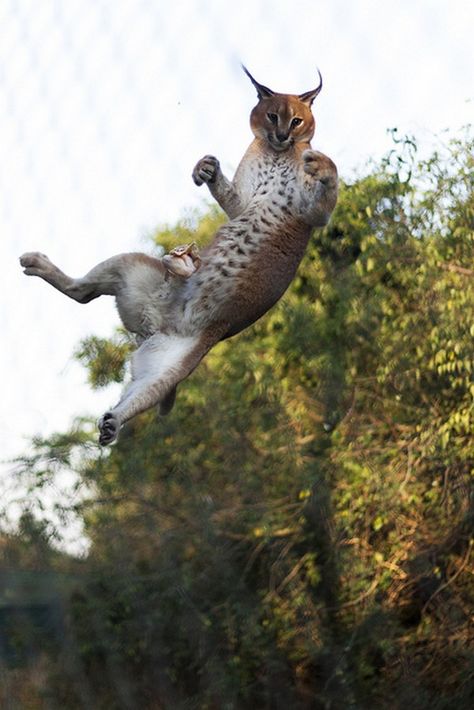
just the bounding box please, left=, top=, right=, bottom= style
left=422, top=542, right=473, bottom=615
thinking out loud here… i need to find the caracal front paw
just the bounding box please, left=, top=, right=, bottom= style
left=98, top=412, right=120, bottom=446
left=302, top=150, right=337, bottom=184
left=20, top=252, right=54, bottom=277
left=192, top=155, right=220, bottom=186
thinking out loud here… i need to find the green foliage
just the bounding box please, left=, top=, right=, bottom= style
left=4, top=129, right=474, bottom=709
left=74, top=332, right=132, bottom=388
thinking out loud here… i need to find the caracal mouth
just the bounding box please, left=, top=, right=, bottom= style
left=268, top=136, right=294, bottom=152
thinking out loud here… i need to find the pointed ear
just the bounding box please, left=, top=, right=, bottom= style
left=298, top=69, right=323, bottom=106
left=242, top=65, right=275, bottom=100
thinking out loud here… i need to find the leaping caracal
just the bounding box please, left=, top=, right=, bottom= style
left=20, top=67, right=338, bottom=445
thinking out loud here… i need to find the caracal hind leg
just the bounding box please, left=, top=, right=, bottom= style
left=20, top=252, right=133, bottom=303
left=98, top=332, right=217, bottom=445
left=20, top=252, right=81, bottom=298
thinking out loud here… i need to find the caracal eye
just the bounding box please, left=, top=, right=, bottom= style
left=291, top=117, right=303, bottom=128
left=267, top=112, right=278, bottom=125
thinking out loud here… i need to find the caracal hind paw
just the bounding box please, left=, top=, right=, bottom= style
left=20, top=252, right=53, bottom=276
left=98, top=412, right=119, bottom=446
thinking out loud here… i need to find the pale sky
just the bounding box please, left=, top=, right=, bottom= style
left=1, top=0, right=473, bottom=475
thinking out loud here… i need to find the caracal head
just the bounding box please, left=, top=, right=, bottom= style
left=243, top=65, right=322, bottom=152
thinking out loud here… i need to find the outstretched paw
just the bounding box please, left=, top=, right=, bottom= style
left=302, top=150, right=337, bottom=184
left=302, top=150, right=326, bottom=176
left=192, top=155, right=220, bottom=186
left=20, top=252, right=54, bottom=277
left=98, top=412, right=119, bottom=446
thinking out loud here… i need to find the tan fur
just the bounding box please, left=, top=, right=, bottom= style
left=20, top=68, right=338, bottom=445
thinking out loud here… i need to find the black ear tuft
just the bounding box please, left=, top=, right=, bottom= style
left=242, top=65, right=275, bottom=100
left=298, top=69, right=323, bottom=106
